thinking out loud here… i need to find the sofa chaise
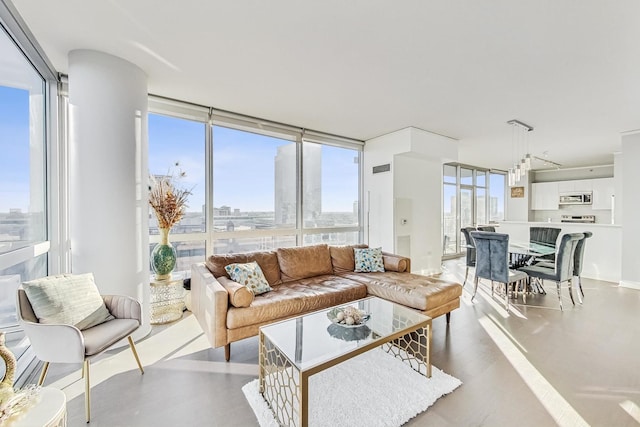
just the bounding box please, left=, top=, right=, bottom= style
left=191, top=244, right=462, bottom=361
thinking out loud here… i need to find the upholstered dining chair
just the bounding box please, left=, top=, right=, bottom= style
left=529, top=227, right=561, bottom=262
left=518, top=233, right=584, bottom=310
left=477, top=225, right=496, bottom=232
left=470, top=231, right=528, bottom=313
left=461, top=227, right=477, bottom=285
left=17, top=273, right=144, bottom=423
left=573, top=231, right=593, bottom=300
left=535, top=231, right=593, bottom=304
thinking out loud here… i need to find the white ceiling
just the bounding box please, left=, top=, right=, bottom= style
left=11, top=0, right=640, bottom=170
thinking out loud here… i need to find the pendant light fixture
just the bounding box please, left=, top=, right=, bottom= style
left=507, top=119, right=533, bottom=186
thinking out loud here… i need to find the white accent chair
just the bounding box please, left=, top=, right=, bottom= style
left=17, top=288, right=144, bottom=423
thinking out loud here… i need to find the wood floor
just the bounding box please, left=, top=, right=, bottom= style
left=44, top=259, right=640, bottom=426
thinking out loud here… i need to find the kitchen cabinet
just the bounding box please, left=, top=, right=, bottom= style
left=591, top=177, right=615, bottom=210
left=531, top=181, right=559, bottom=210
left=557, top=179, right=592, bottom=194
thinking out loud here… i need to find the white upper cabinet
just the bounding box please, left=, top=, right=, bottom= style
left=591, top=177, right=615, bottom=210
left=531, top=177, right=614, bottom=211
left=531, top=181, right=559, bottom=210
left=557, top=179, right=593, bottom=194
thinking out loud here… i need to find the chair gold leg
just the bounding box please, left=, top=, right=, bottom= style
left=127, top=336, right=144, bottom=374
left=84, top=359, right=91, bottom=423
left=38, top=361, right=50, bottom=386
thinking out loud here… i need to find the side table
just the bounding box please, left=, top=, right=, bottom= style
left=150, top=274, right=185, bottom=325
left=9, top=387, right=67, bottom=427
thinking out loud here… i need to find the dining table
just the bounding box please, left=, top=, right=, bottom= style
left=508, top=240, right=556, bottom=268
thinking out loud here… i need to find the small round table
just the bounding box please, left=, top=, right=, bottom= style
left=9, top=387, right=67, bottom=427
left=150, top=273, right=185, bottom=324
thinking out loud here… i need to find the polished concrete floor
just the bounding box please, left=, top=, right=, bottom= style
left=43, top=259, right=640, bottom=426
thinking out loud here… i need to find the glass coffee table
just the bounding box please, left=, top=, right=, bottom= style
left=258, top=296, right=432, bottom=427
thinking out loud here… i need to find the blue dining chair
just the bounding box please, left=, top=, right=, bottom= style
left=529, top=227, right=561, bottom=262
left=535, top=231, right=593, bottom=303
left=518, top=233, right=584, bottom=310
left=470, top=231, right=528, bottom=313
left=461, top=227, right=477, bottom=285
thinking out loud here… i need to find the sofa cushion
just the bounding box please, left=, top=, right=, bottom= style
left=23, top=273, right=114, bottom=330
left=225, top=261, right=272, bottom=295
left=330, top=244, right=368, bottom=273
left=354, top=247, right=385, bottom=273
left=217, top=276, right=255, bottom=308
left=276, top=244, right=333, bottom=282
left=339, top=271, right=462, bottom=312
left=206, top=251, right=281, bottom=286
left=226, top=275, right=367, bottom=329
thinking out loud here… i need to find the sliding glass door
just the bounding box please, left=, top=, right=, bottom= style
left=442, top=164, right=506, bottom=257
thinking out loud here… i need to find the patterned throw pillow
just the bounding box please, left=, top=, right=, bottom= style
left=224, top=261, right=273, bottom=295
left=354, top=247, right=386, bottom=273
left=22, top=273, right=114, bottom=330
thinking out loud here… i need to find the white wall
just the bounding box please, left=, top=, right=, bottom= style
left=613, top=152, right=623, bottom=225
left=363, top=129, right=411, bottom=250
left=394, top=155, right=443, bottom=274
left=364, top=127, right=458, bottom=275
left=620, top=132, right=640, bottom=289
left=506, top=173, right=530, bottom=221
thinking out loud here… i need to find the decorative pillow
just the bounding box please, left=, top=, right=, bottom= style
left=22, top=273, right=114, bottom=330
left=354, top=247, right=386, bottom=273
left=224, top=261, right=273, bottom=295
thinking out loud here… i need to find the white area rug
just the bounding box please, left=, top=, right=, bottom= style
left=242, top=349, right=461, bottom=427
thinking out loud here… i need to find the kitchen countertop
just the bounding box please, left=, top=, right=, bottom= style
left=499, top=221, right=621, bottom=228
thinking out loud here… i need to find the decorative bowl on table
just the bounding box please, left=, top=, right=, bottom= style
left=327, top=323, right=372, bottom=342
left=327, top=306, right=370, bottom=328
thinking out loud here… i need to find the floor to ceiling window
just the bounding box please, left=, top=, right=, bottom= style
left=302, top=141, right=360, bottom=246
left=148, top=112, right=207, bottom=272
left=148, top=100, right=363, bottom=272
left=0, top=18, right=55, bottom=383
left=212, top=124, right=298, bottom=253
left=442, top=163, right=506, bottom=257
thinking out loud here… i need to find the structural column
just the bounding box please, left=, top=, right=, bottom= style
left=68, top=50, right=150, bottom=335
left=620, top=131, right=640, bottom=289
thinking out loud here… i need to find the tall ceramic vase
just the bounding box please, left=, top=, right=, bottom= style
left=151, top=227, right=177, bottom=280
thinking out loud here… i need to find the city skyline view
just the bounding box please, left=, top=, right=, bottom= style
left=0, top=86, right=32, bottom=213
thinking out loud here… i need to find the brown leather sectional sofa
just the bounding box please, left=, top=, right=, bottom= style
left=191, top=244, right=462, bottom=361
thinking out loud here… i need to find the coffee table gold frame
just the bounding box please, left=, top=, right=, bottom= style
left=258, top=304, right=431, bottom=427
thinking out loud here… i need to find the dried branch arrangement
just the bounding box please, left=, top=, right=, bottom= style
left=148, top=163, right=192, bottom=229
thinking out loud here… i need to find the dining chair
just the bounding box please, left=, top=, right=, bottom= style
left=573, top=231, right=593, bottom=300
left=17, top=274, right=145, bottom=422
left=477, top=225, right=496, bottom=232
left=518, top=233, right=584, bottom=310
left=535, top=231, right=593, bottom=304
left=470, top=231, right=528, bottom=313
left=529, top=227, right=561, bottom=262
left=461, top=227, right=477, bottom=285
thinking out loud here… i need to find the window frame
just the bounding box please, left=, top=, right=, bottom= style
left=148, top=96, right=364, bottom=263
left=442, top=163, right=507, bottom=258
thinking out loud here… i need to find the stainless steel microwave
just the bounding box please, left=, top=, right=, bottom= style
left=559, top=192, right=592, bottom=205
